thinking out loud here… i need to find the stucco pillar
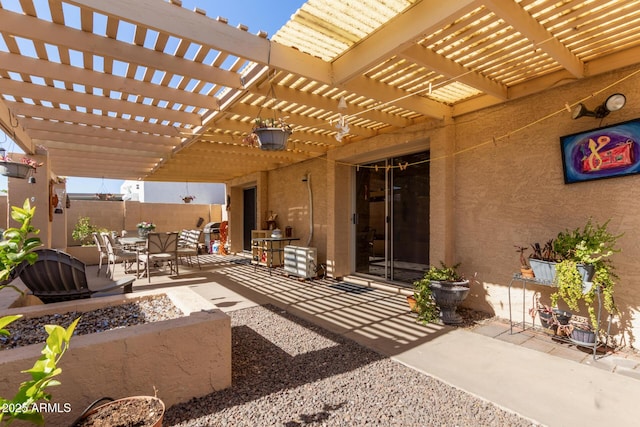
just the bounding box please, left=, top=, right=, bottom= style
left=429, top=116, right=456, bottom=265
left=325, top=159, right=351, bottom=278
left=6, top=147, right=51, bottom=247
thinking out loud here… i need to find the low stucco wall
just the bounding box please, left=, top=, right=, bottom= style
left=0, top=288, right=231, bottom=426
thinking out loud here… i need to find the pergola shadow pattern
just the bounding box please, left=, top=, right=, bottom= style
left=212, top=254, right=449, bottom=349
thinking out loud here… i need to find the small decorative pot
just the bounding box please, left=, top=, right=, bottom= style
left=406, top=295, right=418, bottom=313
left=138, top=228, right=152, bottom=238
left=570, top=326, right=597, bottom=345
left=520, top=267, right=534, bottom=279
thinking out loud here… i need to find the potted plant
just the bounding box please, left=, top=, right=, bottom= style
left=71, top=394, right=165, bottom=427
left=95, top=193, right=114, bottom=201
left=414, top=262, right=470, bottom=325
left=71, top=216, right=105, bottom=246
left=0, top=154, right=42, bottom=179
left=243, top=117, right=292, bottom=151
left=136, top=221, right=156, bottom=238
left=181, top=195, right=196, bottom=204
left=409, top=276, right=438, bottom=325
left=515, top=245, right=534, bottom=278
left=528, top=239, right=557, bottom=282
left=550, top=219, right=621, bottom=336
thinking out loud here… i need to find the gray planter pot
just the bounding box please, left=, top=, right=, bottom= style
left=528, top=259, right=595, bottom=287
left=0, top=161, right=34, bottom=179
left=254, top=127, right=292, bottom=151
left=428, top=279, right=470, bottom=325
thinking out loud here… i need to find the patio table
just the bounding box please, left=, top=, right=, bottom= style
left=251, top=237, right=300, bottom=275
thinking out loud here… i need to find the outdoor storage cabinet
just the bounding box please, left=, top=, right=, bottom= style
left=284, top=245, right=317, bottom=279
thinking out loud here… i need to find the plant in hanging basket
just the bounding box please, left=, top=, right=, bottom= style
left=243, top=117, right=293, bottom=151
left=181, top=195, right=196, bottom=203
left=95, top=193, right=113, bottom=201
left=0, top=155, right=42, bottom=179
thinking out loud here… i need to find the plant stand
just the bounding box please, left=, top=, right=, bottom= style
left=508, top=273, right=611, bottom=360
left=429, top=280, right=470, bottom=325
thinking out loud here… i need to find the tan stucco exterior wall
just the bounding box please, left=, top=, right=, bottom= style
left=451, top=65, right=640, bottom=345
left=2, top=194, right=221, bottom=248
left=65, top=200, right=222, bottom=246
left=228, top=65, right=640, bottom=347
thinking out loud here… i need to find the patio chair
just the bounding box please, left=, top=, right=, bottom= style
left=138, top=232, right=179, bottom=282
left=101, top=232, right=138, bottom=278
left=16, top=248, right=134, bottom=304
left=92, top=232, right=108, bottom=276
left=177, top=229, right=202, bottom=269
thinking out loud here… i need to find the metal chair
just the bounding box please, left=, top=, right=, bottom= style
left=101, top=232, right=138, bottom=278
left=92, top=232, right=108, bottom=276
left=137, top=232, right=179, bottom=282
left=177, top=229, right=202, bottom=269
left=16, top=249, right=134, bottom=304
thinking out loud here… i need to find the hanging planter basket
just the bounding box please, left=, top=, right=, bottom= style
left=96, top=193, right=113, bottom=201
left=0, top=161, right=35, bottom=179
left=254, top=127, right=292, bottom=151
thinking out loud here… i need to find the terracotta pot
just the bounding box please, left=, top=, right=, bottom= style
left=73, top=396, right=164, bottom=427
left=406, top=295, right=418, bottom=313
left=520, top=267, right=534, bottom=279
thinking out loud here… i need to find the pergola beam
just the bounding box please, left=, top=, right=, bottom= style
left=483, top=0, right=584, bottom=78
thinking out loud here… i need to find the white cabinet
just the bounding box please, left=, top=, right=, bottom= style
left=284, top=246, right=317, bottom=279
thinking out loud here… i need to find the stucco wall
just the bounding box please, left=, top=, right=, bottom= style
left=267, top=159, right=327, bottom=263
left=0, top=288, right=231, bottom=426
left=452, top=65, right=640, bottom=345
left=230, top=66, right=640, bottom=347
left=66, top=200, right=222, bottom=246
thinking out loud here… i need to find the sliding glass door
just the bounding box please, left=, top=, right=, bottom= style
left=354, top=151, right=429, bottom=283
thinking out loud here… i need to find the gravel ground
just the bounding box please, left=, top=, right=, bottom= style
left=0, top=295, right=183, bottom=350
left=164, top=305, right=539, bottom=427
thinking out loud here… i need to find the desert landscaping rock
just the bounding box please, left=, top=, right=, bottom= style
left=0, top=295, right=182, bottom=350
left=164, top=305, right=538, bottom=426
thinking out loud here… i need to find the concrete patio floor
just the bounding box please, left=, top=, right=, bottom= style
left=3, top=252, right=640, bottom=426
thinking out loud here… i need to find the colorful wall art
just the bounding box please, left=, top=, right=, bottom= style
left=560, top=119, right=640, bottom=184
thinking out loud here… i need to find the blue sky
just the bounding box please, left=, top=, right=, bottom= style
left=0, top=0, right=306, bottom=193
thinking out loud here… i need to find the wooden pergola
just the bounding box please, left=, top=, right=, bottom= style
left=1, top=0, right=639, bottom=182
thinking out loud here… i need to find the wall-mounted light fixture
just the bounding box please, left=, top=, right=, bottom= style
left=572, top=93, right=626, bottom=119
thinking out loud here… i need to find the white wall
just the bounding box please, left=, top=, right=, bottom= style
left=121, top=180, right=226, bottom=205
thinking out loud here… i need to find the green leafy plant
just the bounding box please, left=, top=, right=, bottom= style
left=0, top=199, right=80, bottom=425
left=551, top=219, right=621, bottom=331
left=410, top=282, right=439, bottom=325
left=0, top=317, right=80, bottom=425
left=411, top=262, right=466, bottom=325
left=0, top=199, right=42, bottom=284
left=71, top=217, right=104, bottom=246
left=422, top=261, right=464, bottom=282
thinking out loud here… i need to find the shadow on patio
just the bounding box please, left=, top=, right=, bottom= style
left=127, top=253, right=469, bottom=357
